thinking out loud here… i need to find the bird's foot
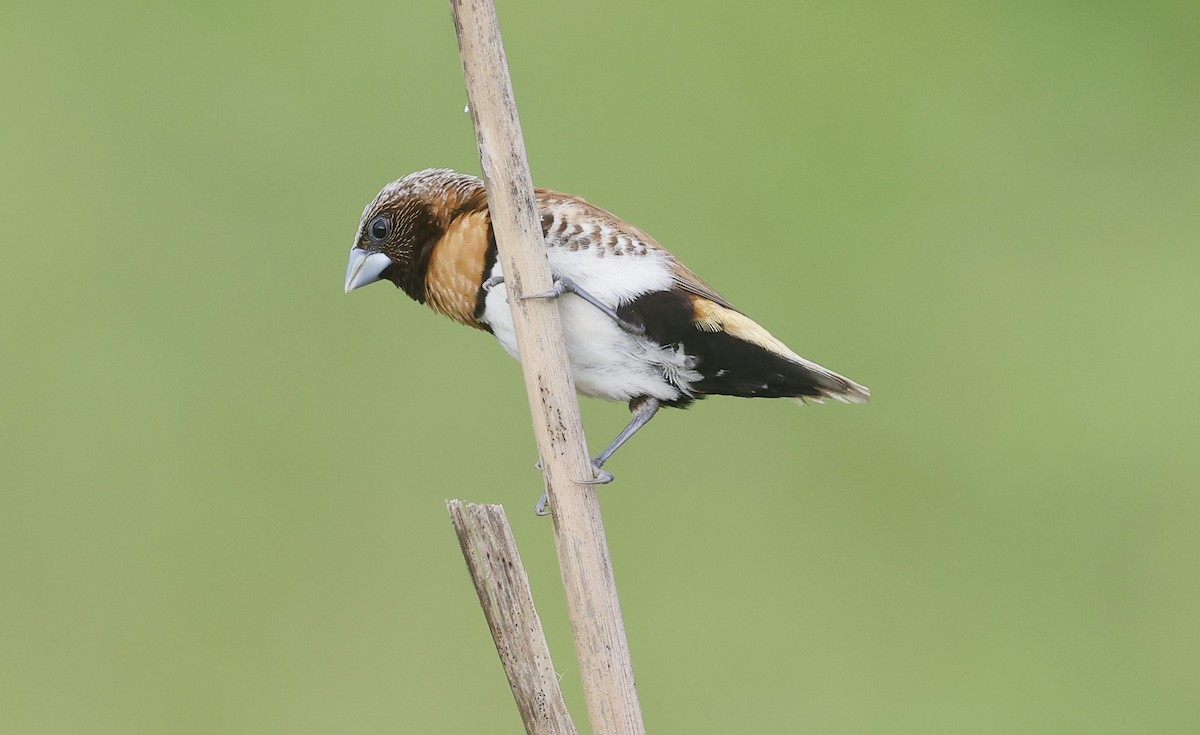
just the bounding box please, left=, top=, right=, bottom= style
left=531, top=458, right=614, bottom=516
left=521, top=279, right=569, bottom=301
left=481, top=274, right=505, bottom=291
left=532, top=458, right=613, bottom=484
left=582, top=463, right=615, bottom=485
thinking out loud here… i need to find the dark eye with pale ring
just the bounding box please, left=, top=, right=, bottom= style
left=368, top=215, right=389, bottom=241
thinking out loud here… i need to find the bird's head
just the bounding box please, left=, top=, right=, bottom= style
left=344, top=168, right=486, bottom=302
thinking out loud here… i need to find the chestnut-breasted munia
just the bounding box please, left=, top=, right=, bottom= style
left=345, top=169, right=868, bottom=512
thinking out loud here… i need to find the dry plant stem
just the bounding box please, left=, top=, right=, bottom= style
left=448, top=1, right=647, bottom=733
left=446, top=501, right=577, bottom=735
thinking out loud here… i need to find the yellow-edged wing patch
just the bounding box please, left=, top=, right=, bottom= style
left=691, top=296, right=802, bottom=361
left=690, top=294, right=870, bottom=403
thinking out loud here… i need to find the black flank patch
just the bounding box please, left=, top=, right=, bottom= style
left=619, top=290, right=830, bottom=404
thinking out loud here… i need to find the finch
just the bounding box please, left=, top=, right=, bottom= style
left=345, top=169, right=868, bottom=511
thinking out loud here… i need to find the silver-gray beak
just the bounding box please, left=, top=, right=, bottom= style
left=344, top=248, right=392, bottom=293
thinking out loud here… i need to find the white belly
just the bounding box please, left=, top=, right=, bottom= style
left=480, top=266, right=699, bottom=403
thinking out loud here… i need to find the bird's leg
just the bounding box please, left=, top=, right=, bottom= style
left=532, top=396, right=661, bottom=516
left=522, top=277, right=645, bottom=335
left=594, top=396, right=661, bottom=470
left=481, top=274, right=505, bottom=291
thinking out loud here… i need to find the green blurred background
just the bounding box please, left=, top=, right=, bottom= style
left=2, top=0, right=1197, bottom=732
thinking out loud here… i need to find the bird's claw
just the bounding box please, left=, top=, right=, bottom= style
left=532, top=458, right=614, bottom=484
left=580, top=466, right=614, bottom=485
left=531, top=459, right=614, bottom=515
left=482, top=275, right=505, bottom=292
left=520, top=276, right=574, bottom=301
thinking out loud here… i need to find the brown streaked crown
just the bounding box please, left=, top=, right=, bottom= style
left=355, top=169, right=489, bottom=303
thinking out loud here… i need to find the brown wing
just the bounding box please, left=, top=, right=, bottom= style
left=533, top=187, right=741, bottom=312
left=666, top=258, right=740, bottom=313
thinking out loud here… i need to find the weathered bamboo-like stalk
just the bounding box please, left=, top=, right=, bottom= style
left=447, top=1, right=647, bottom=732
left=447, top=501, right=576, bottom=735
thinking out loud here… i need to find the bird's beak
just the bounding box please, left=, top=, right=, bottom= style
left=344, top=248, right=392, bottom=293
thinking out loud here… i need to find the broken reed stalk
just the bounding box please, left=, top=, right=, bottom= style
left=447, top=0, right=647, bottom=733
left=446, top=501, right=577, bottom=735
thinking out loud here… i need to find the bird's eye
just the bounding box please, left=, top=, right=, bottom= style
left=368, top=215, right=390, bottom=241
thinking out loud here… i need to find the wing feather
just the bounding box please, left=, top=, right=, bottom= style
left=534, top=187, right=740, bottom=310
left=530, top=187, right=869, bottom=405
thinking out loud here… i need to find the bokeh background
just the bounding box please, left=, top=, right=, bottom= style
left=2, top=1, right=1197, bottom=732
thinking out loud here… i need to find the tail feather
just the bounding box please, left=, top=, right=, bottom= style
left=690, top=297, right=869, bottom=404
left=787, top=354, right=870, bottom=405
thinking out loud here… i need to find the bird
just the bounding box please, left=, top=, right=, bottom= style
left=344, top=168, right=869, bottom=513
